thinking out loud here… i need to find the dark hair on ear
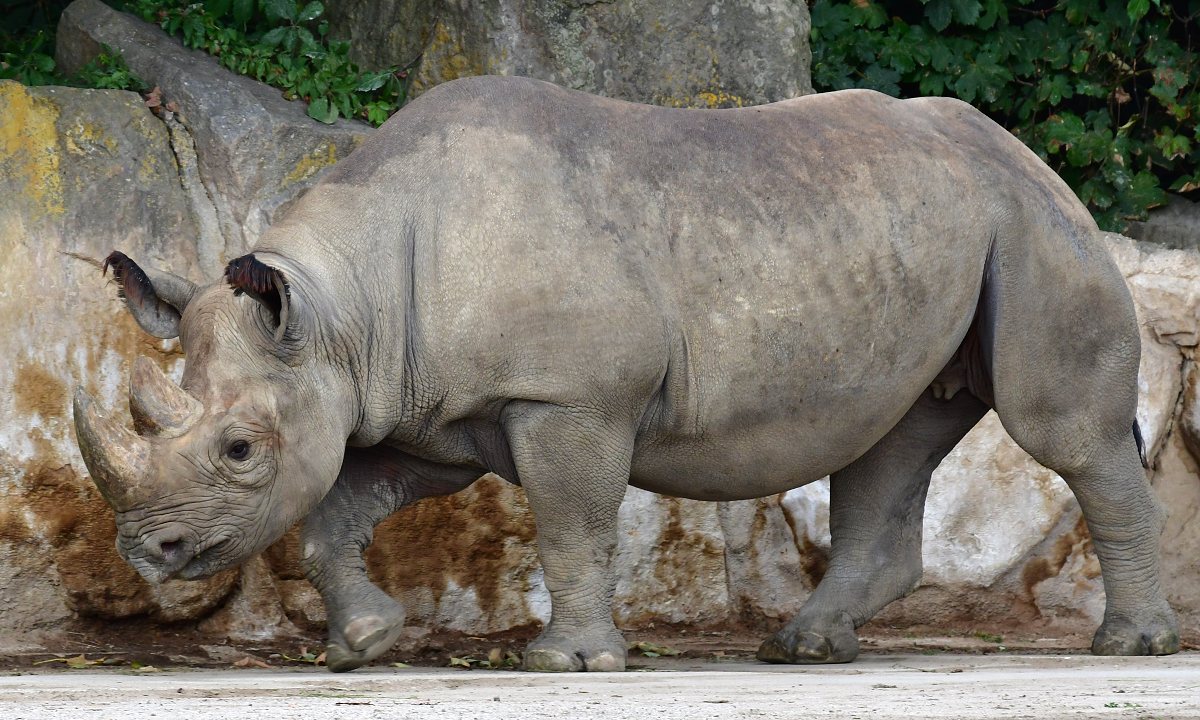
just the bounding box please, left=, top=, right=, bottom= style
left=224, top=253, right=285, bottom=318
left=104, top=250, right=155, bottom=305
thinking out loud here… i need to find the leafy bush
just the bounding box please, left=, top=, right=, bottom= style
left=1, top=32, right=145, bottom=91
left=0, top=29, right=61, bottom=85
left=124, top=0, right=416, bottom=125
left=810, top=0, right=1199, bottom=231
left=1, top=0, right=144, bottom=90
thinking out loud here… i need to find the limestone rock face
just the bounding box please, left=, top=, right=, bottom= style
left=56, top=0, right=371, bottom=260
left=325, top=0, right=813, bottom=107
left=0, top=81, right=236, bottom=636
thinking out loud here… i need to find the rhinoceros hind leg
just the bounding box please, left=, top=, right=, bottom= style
left=758, top=389, right=988, bottom=664
left=503, top=401, right=633, bottom=672
left=986, top=232, right=1179, bottom=657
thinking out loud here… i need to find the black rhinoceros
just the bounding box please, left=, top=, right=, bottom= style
left=74, top=76, right=1179, bottom=672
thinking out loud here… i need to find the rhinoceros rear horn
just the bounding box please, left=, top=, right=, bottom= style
left=73, top=388, right=152, bottom=511
left=129, top=356, right=203, bottom=438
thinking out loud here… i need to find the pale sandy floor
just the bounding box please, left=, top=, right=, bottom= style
left=1, top=653, right=1198, bottom=719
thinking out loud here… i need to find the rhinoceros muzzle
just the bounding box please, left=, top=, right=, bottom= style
left=73, top=356, right=206, bottom=580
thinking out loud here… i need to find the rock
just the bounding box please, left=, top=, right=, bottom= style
left=1127, top=194, right=1200, bottom=252
left=277, top=579, right=327, bottom=629
left=326, top=0, right=813, bottom=107
left=55, top=0, right=372, bottom=262
left=0, top=80, right=234, bottom=629
left=199, top=555, right=300, bottom=641
left=1182, top=362, right=1200, bottom=463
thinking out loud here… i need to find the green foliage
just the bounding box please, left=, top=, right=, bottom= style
left=72, top=45, right=147, bottom=91
left=0, top=31, right=144, bottom=91
left=810, top=0, right=1200, bottom=231
left=0, top=29, right=60, bottom=85
left=125, top=0, right=415, bottom=125
left=1, top=0, right=144, bottom=90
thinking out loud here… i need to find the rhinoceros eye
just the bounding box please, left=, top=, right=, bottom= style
left=227, top=440, right=251, bottom=461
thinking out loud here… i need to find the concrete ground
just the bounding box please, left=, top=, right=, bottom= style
left=1, top=653, right=1197, bottom=720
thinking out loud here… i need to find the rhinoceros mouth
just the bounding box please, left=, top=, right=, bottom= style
left=175, top=535, right=236, bottom=580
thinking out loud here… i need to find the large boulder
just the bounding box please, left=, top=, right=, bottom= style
left=55, top=0, right=371, bottom=262
left=325, top=0, right=813, bottom=107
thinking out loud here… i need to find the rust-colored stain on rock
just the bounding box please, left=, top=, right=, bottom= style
left=13, top=361, right=69, bottom=421
left=365, top=475, right=536, bottom=613
left=1021, top=514, right=1094, bottom=601
left=652, top=497, right=724, bottom=595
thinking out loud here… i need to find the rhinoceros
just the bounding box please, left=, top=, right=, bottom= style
left=74, top=76, right=1179, bottom=672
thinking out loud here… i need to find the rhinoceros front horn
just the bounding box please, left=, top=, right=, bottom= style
left=73, top=388, right=152, bottom=511
left=129, top=356, right=202, bottom=437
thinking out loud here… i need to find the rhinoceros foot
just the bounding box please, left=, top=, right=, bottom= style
left=1091, top=605, right=1180, bottom=656
left=325, top=600, right=406, bottom=673
left=523, top=626, right=626, bottom=672
left=756, top=614, right=859, bottom=664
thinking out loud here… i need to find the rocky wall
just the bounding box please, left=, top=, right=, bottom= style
left=324, top=0, right=813, bottom=108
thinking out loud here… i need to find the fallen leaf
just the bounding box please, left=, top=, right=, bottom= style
left=232, top=656, right=271, bottom=669
left=628, top=641, right=681, bottom=657
left=34, top=654, right=105, bottom=669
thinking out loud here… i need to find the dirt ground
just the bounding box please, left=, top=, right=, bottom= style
left=1, top=627, right=1198, bottom=719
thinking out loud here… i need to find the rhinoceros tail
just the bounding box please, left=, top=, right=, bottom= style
left=1132, top=420, right=1149, bottom=469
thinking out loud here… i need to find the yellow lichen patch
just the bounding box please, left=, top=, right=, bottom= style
left=424, top=21, right=485, bottom=84
left=283, top=142, right=338, bottom=186
left=0, top=81, right=65, bottom=219
left=63, top=119, right=117, bottom=158
left=696, top=89, right=747, bottom=109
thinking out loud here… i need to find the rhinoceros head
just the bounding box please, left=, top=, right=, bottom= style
left=73, top=251, right=351, bottom=583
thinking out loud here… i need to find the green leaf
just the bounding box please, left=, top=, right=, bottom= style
left=950, top=0, right=981, bottom=26
left=307, top=96, right=338, bottom=123
left=297, top=1, right=324, bottom=21
left=925, top=0, right=953, bottom=31
left=260, top=27, right=288, bottom=46
left=356, top=70, right=391, bottom=92
left=1126, top=0, right=1150, bottom=21
left=262, top=0, right=296, bottom=22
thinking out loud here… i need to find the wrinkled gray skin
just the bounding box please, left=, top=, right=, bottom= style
left=75, top=76, right=1180, bottom=673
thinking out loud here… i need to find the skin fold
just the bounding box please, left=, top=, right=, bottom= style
left=74, top=76, right=1179, bottom=673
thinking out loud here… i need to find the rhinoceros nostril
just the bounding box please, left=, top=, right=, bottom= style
left=158, top=539, right=187, bottom=565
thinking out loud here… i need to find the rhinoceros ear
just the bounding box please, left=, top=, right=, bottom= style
left=224, top=253, right=293, bottom=344
left=103, top=251, right=198, bottom=339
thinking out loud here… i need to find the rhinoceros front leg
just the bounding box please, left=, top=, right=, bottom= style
left=301, top=446, right=477, bottom=672
left=759, top=390, right=988, bottom=663
left=502, top=402, right=633, bottom=672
